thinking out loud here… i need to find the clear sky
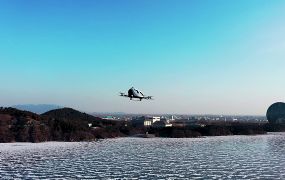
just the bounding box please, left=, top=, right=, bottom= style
left=1, top=0, right=285, bottom=115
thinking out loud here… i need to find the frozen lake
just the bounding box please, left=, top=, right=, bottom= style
left=1, top=133, right=285, bottom=179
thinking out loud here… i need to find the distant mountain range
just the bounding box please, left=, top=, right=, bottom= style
left=12, top=104, right=62, bottom=114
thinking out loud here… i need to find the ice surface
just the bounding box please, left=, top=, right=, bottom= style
left=1, top=134, right=285, bottom=179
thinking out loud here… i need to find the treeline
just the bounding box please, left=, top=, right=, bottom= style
left=148, top=123, right=267, bottom=138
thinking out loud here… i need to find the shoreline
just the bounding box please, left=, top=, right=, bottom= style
left=1, top=131, right=284, bottom=144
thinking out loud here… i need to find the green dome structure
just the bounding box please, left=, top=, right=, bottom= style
left=266, top=102, right=285, bottom=124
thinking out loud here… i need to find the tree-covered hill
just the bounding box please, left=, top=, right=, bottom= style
left=0, top=107, right=126, bottom=143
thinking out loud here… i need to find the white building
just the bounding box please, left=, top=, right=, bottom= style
left=152, top=117, right=161, bottom=123
left=144, top=120, right=152, bottom=126
left=144, top=116, right=161, bottom=127
left=132, top=116, right=163, bottom=127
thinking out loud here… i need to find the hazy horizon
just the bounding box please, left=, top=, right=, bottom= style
left=1, top=0, right=285, bottom=115
left=4, top=103, right=267, bottom=116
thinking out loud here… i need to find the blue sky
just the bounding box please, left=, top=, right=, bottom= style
left=1, top=0, right=285, bottom=115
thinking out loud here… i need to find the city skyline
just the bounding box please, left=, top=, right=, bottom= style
left=1, top=0, right=285, bottom=115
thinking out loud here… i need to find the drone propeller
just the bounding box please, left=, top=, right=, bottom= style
left=145, top=96, right=153, bottom=100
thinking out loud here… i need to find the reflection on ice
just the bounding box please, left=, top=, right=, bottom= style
left=1, top=134, right=285, bottom=179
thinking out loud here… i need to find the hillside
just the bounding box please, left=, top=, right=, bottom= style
left=0, top=107, right=41, bottom=119
left=43, top=107, right=120, bottom=127
left=0, top=107, right=47, bottom=142
left=0, top=107, right=127, bottom=143
left=44, top=107, right=128, bottom=138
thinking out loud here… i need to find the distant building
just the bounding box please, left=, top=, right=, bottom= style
left=169, top=115, right=175, bottom=121
left=152, top=117, right=161, bottom=123
left=144, top=119, right=152, bottom=126
left=132, top=116, right=161, bottom=127
left=102, top=116, right=117, bottom=120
